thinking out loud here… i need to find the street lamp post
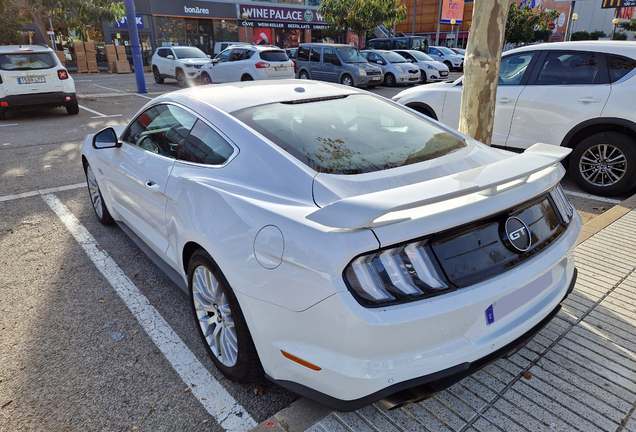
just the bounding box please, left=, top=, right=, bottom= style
left=568, top=13, right=578, bottom=41
left=610, top=17, right=620, bottom=39
left=450, top=19, right=456, bottom=48
left=241, top=12, right=249, bottom=43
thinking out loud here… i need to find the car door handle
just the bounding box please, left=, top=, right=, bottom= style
left=145, top=180, right=160, bottom=190
left=497, top=98, right=514, bottom=104
left=577, top=97, right=602, bottom=103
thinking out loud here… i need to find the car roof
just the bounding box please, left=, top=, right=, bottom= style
left=299, top=43, right=356, bottom=48
left=506, top=40, right=636, bottom=56
left=0, top=45, right=53, bottom=54
left=157, top=79, right=364, bottom=115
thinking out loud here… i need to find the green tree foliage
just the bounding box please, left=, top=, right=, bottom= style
left=505, top=3, right=559, bottom=45
left=318, top=0, right=407, bottom=47
left=613, top=30, right=627, bottom=40
left=590, top=30, right=607, bottom=39
left=618, top=18, right=636, bottom=34
left=0, top=1, right=26, bottom=44
left=571, top=30, right=590, bottom=40
left=7, top=0, right=124, bottom=47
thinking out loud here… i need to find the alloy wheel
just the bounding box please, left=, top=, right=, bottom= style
left=86, top=165, right=103, bottom=219
left=579, top=143, right=627, bottom=187
left=192, top=265, right=238, bottom=367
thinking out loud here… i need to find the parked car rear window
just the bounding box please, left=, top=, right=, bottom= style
left=608, top=54, right=636, bottom=83
left=0, top=52, right=56, bottom=70
left=232, top=94, right=467, bottom=175
left=260, top=50, right=289, bottom=61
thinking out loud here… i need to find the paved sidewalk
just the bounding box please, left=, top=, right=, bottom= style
left=254, top=195, right=636, bottom=432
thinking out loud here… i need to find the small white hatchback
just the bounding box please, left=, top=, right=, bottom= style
left=0, top=45, right=78, bottom=119
left=201, top=45, right=294, bottom=84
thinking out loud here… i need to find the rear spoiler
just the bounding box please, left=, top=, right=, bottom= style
left=305, top=143, right=571, bottom=229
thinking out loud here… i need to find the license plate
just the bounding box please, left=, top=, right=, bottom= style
left=371, top=77, right=381, bottom=81
left=18, top=77, right=46, bottom=84
left=441, top=72, right=448, bottom=76
left=274, top=67, right=287, bottom=71
left=485, top=271, right=553, bottom=325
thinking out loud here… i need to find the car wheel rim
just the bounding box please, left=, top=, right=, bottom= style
left=177, top=73, right=185, bottom=87
left=300, top=72, right=308, bottom=79
left=579, top=143, right=627, bottom=187
left=192, top=266, right=238, bottom=367
left=342, top=76, right=352, bottom=86
left=154, top=70, right=160, bottom=80
left=86, top=165, right=103, bottom=218
left=202, top=74, right=211, bottom=84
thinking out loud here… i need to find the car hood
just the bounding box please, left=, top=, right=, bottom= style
left=424, top=61, right=448, bottom=71
left=180, top=58, right=211, bottom=65
left=393, top=79, right=459, bottom=100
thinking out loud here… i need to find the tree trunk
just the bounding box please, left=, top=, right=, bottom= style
left=458, top=0, right=511, bottom=145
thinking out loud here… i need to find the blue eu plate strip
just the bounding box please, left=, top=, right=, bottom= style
left=486, top=305, right=495, bottom=325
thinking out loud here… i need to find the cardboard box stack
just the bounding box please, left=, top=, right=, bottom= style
left=74, top=42, right=88, bottom=73
left=84, top=42, right=99, bottom=72
left=105, top=45, right=118, bottom=73
left=115, top=45, right=131, bottom=73
left=55, top=51, right=66, bottom=66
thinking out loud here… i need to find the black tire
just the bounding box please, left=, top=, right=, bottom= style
left=569, top=132, right=636, bottom=196
left=84, top=163, right=114, bottom=225
left=0, top=112, right=6, bottom=120
left=188, top=249, right=263, bottom=382
left=406, top=103, right=437, bottom=120
left=241, top=74, right=254, bottom=81
left=176, top=70, right=187, bottom=88
left=153, top=66, right=164, bottom=84
left=419, top=70, right=427, bottom=84
left=340, top=74, right=354, bottom=86
left=444, top=61, right=453, bottom=70
left=200, top=72, right=212, bottom=85
left=66, top=102, right=79, bottom=115
left=384, top=73, right=396, bottom=87
left=298, top=70, right=310, bottom=80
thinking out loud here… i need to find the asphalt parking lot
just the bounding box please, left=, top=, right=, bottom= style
left=0, top=72, right=631, bottom=431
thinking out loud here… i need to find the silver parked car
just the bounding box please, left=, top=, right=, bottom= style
left=394, top=49, right=450, bottom=83
left=361, top=50, right=420, bottom=87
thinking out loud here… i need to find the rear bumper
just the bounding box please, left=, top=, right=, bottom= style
left=268, top=268, right=577, bottom=412
left=0, top=91, right=77, bottom=111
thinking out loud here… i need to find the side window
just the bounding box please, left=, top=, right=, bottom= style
left=156, top=49, right=168, bottom=58
left=298, top=46, right=310, bottom=61
left=230, top=49, right=246, bottom=61
left=411, top=39, right=421, bottom=50
left=608, top=54, right=636, bottom=83
left=310, top=48, right=321, bottom=63
left=323, top=48, right=335, bottom=65
left=122, top=104, right=197, bottom=158
left=178, top=120, right=234, bottom=165
left=499, top=52, right=534, bottom=85
left=366, top=41, right=377, bottom=49
left=536, top=52, right=599, bottom=86
left=216, top=50, right=231, bottom=63
left=393, top=39, right=408, bottom=49
left=400, top=52, right=414, bottom=61
left=377, top=40, right=391, bottom=50
left=429, top=48, right=439, bottom=55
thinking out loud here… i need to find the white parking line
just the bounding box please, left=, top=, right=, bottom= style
left=563, top=189, right=622, bottom=205
left=77, top=104, right=123, bottom=119
left=0, top=123, right=19, bottom=127
left=41, top=193, right=257, bottom=432
left=92, top=84, right=124, bottom=93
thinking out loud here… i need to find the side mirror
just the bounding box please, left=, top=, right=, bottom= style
left=207, top=54, right=211, bottom=58
left=167, top=55, right=175, bottom=60
left=211, top=58, right=219, bottom=64
left=438, top=53, right=443, bottom=57
left=407, top=59, right=414, bottom=62
left=92, top=127, right=121, bottom=149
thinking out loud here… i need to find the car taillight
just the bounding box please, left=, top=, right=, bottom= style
left=58, top=70, right=68, bottom=80
left=255, top=62, right=270, bottom=69
left=344, top=240, right=453, bottom=307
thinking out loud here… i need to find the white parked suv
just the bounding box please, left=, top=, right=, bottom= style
left=394, top=49, right=450, bottom=83
left=0, top=45, right=78, bottom=119
left=200, top=45, right=294, bottom=84
left=151, top=46, right=211, bottom=87
left=393, top=41, right=636, bottom=196
left=428, top=46, right=463, bottom=71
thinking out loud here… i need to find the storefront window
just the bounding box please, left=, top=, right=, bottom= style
left=155, top=16, right=187, bottom=47
left=213, top=20, right=238, bottom=44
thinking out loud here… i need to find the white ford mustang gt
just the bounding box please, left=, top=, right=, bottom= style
left=81, top=80, right=581, bottom=411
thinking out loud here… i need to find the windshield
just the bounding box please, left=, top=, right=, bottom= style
left=385, top=52, right=408, bottom=63
left=410, top=51, right=434, bottom=62
left=437, top=47, right=457, bottom=56
left=173, top=47, right=208, bottom=59
left=336, top=47, right=367, bottom=64
left=0, top=52, right=56, bottom=70
left=232, top=94, right=466, bottom=175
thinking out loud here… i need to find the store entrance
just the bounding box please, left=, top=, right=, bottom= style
left=112, top=32, right=153, bottom=65
left=185, top=19, right=214, bottom=56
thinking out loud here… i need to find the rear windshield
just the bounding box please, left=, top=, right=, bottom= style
left=173, top=47, right=208, bottom=59
left=232, top=94, right=466, bottom=175
left=0, top=52, right=56, bottom=70
left=259, top=50, right=289, bottom=62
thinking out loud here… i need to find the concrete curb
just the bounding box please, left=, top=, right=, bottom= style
left=252, top=191, right=636, bottom=432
